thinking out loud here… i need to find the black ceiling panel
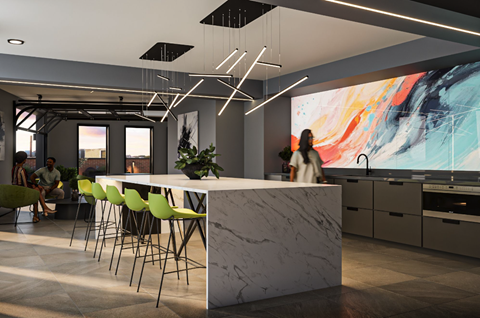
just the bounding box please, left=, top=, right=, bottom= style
left=410, top=0, right=480, bottom=19
left=140, top=42, right=194, bottom=62
left=200, top=0, right=276, bottom=28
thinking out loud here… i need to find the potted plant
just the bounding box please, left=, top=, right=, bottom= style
left=175, top=143, right=224, bottom=179
left=279, top=146, right=293, bottom=173
left=69, top=177, right=79, bottom=201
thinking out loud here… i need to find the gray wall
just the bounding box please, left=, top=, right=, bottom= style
left=168, top=98, right=216, bottom=174
left=264, top=96, right=291, bottom=174
left=244, top=99, right=265, bottom=179
left=48, top=120, right=167, bottom=174
left=215, top=101, right=244, bottom=178
left=0, top=89, right=17, bottom=184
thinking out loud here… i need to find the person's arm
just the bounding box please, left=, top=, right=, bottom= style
left=20, top=168, right=29, bottom=188
left=30, top=172, right=38, bottom=185
left=48, top=180, right=60, bottom=194
left=290, top=166, right=296, bottom=182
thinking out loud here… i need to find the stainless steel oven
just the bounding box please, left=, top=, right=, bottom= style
left=423, top=184, right=480, bottom=222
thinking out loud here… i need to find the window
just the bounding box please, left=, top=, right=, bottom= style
left=16, top=108, right=36, bottom=173
left=78, top=125, right=109, bottom=177
left=125, top=127, right=153, bottom=174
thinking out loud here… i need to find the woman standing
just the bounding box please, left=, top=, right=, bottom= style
left=290, top=129, right=326, bottom=183
left=12, top=151, right=56, bottom=222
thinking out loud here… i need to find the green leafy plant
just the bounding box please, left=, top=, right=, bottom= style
left=279, top=146, right=293, bottom=162
left=174, top=143, right=224, bottom=178
left=69, top=177, right=78, bottom=191
left=56, top=165, right=78, bottom=181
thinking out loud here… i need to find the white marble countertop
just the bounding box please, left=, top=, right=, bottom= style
left=96, top=174, right=339, bottom=193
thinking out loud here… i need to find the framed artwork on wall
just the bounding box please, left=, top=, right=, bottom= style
left=0, top=111, right=5, bottom=161
left=177, top=111, right=198, bottom=157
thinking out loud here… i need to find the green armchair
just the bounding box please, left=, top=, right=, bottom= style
left=0, top=185, right=40, bottom=226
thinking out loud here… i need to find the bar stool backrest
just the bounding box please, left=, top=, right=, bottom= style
left=125, top=188, right=149, bottom=212
left=106, top=185, right=125, bottom=205
left=148, top=192, right=178, bottom=220
left=92, top=183, right=107, bottom=200
left=78, top=179, right=92, bottom=196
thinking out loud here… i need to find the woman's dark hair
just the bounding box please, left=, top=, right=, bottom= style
left=14, top=151, right=28, bottom=164
left=299, top=129, right=312, bottom=164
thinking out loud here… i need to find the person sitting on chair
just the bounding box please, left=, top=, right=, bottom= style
left=30, top=157, right=65, bottom=200
left=12, top=151, right=56, bottom=223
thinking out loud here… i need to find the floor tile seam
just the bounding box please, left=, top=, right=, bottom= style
left=374, top=283, right=477, bottom=303
left=53, top=264, right=86, bottom=318
left=383, top=304, right=438, bottom=318
left=423, top=274, right=480, bottom=294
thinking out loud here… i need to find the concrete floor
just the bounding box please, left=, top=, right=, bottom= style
left=2, top=209, right=480, bottom=317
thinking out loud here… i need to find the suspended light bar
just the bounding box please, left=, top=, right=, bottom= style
left=325, top=0, right=480, bottom=37
left=246, top=76, right=309, bottom=115
left=36, top=124, right=47, bottom=133
left=169, top=87, right=182, bottom=91
left=257, top=61, right=282, bottom=68
left=147, top=93, right=157, bottom=107
left=218, top=46, right=266, bottom=116
left=161, top=93, right=180, bottom=122
left=217, top=79, right=254, bottom=100
left=189, top=74, right=233, bottom=78
left=157, top=74, right=170, bottom=81
left=173, top=79, right=205, bottom=108
left=216, top=48, right=238, bottom=70
left=134, top=113, right=156, bottom=123
left=226, top=51, right=247, bottom=73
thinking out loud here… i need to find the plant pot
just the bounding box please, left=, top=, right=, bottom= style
left=71, top=190, right=79, bottom=201
left=181, top=163, right=204, bottom=180
left=282, top=161, right=291, bottom=173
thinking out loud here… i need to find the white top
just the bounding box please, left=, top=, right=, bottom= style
left=290, top=150, right=324, bottom=183
left=96, top=174, right=337, bottom=194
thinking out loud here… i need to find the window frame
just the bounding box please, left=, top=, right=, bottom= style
left=124, top=125, right=154, bottom=174
left=77, top=124, right=110, bottom=176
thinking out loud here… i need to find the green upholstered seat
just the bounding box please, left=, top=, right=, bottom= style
left=124, top=189, right=149, bottom=212
left=0, top=184, right=40, bottom=226
left=106, top=185, right=125, bottom=205
left=148, top=192, right=206, bottom=220
left=92, top=183, right=107, bottom=200
left=78, top=179, right=93, bottom=196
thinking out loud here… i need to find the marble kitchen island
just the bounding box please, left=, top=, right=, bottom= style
left=96, top=174, right=342, bottom=309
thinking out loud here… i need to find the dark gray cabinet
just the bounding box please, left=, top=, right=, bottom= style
left=374, top=181, right=421, bottom=215
left=374, top=211, right=422, bottom=246
left=342, top=206, right=373, bottom=237
left=423, top=217, right=480, bottom=258
left=335, top=179, right=373, bottom=209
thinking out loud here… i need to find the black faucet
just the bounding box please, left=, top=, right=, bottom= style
left=356, top=153, right=371, bottom=176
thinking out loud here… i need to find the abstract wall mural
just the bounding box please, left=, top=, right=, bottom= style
left=292, top=62, right=480, bottom=171
left=177, top=111, right=198, bottom=158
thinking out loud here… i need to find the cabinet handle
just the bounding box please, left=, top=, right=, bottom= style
left=347, top=207, right=358, bottom=211
left=389, top=181, right=403, bottom=186
left=389, top=212, right=403, bottom=217
left=347, top=179, right=358, bottom=183
left=442, top=219, right=460, bottom=225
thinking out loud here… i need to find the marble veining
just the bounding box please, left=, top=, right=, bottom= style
left=207, top=186, right=342, bottom=308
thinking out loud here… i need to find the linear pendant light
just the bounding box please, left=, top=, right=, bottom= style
left=218, top=46, right=266, bottom=116
left=325, top=0, right=480, bottom=37
left=257, top=61, right=282, bottom=68
left=161, top=93, right=180, bottom=122
left=217, top=79, right=254, bottom=100
left=245, top=76, right=309, bottom=115
left=147, top=93, right=157, bottom=107
left=134, top=113, right=156, bottom=123
left=216, top=48, right=238, bottom=70
left=173, top=79, right=204, bottom=108
left=226, top=51, right=247, bottom=73
left=157, top=74, right=170, bottom=81
left=189, top=74, right=233, bottom=78
left=169, top=87, right=182, bottom=91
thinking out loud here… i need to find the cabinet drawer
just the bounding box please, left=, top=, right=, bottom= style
left=374, top=210, right=421, bottom=246
left=342, top=207, right=373, bottom=237
left=335, top=179, right=373, bottom=209
left=423, top=217, right=480, bottom=258
left=374, top=181, right=421, bottom=215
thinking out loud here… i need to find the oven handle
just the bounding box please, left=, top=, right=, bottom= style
left=423, top=189, right=480, bottom=196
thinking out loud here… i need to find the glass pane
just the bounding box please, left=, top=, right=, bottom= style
left=125, top=127, right=151, bottom=173
left=78, top=126, right=107, bottom=177
left=15, top=109, right=36, bottom=173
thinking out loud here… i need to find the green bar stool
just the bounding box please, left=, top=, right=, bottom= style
left=91, top=183, right=117, bottom=259
left=106, top=185, right=138, bottom=271
left=140, top=192, right=206, bottom=307
left=121, top=188, right=156, bottom=286
left=70, top=179, right=95, bottom=246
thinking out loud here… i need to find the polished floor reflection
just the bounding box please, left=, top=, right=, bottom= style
left=2, top=209, right=480, bottom=317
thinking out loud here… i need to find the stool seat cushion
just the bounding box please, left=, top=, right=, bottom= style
left=0, top=185, right=40, bottom=209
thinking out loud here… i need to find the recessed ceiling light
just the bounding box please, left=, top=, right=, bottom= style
left=8, top=39, right=24, bottom=45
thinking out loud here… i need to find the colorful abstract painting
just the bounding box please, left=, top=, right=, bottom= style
left=292, top=62, right=480, bottom=171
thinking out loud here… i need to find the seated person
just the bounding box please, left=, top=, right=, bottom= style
left=30, top=157, right=65, bottom=200
left=12, top=151, right=56, bottom=223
